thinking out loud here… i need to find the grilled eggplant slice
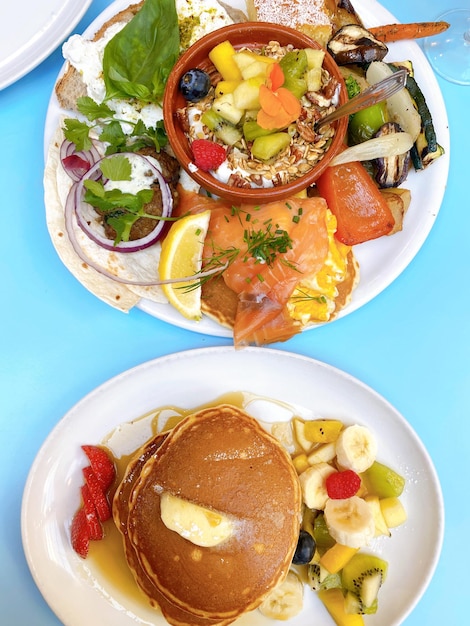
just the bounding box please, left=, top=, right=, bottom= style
left=328, top=25, right=388, bottom=65
left=374, top=122, right=411, bottom=188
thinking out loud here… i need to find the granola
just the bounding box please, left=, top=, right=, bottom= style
left=179, top=41, right=340, bottom=189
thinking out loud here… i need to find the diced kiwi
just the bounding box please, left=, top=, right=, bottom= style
left=243, top=120, right=275, bottom=142
left=361, top=461, right=405, bottom=498
left=212, top=93, right=244, bottom=125
left=344, top=591, right=378, bottom=615
left=313, top=513, right=336, bottom=551
left=279, top=49, right=308, bottom=98
left=341, top=553, right=388, bottom=610
left=251, top=132, right=290, bottom=161
left=201, top=109, right=242, bottom=146
left=308, top=562, right=342, bottom=591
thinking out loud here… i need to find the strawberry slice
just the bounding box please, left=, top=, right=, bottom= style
left=83, top=466, right=111, bottom=522
left=71, top=508, right=90, bottom=558
left=81, top=445, right=116, bottom=490
left=81, top=484, right=104, bottom=540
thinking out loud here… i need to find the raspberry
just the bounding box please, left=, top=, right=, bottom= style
left=191, top=139, right=226, bottom=172
left=326, top=469, right=361, bottom=499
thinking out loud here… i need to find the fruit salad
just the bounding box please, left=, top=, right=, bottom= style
left=177, top=39, right=341, bottom=188
left=263, top=416, right=407, bottom=624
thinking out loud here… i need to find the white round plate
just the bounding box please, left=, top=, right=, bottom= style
left=43, top=0, right=450, bottom=338
left=0, top=0, right=92, bottom=90
left=22, top=346, right=444, bottom=626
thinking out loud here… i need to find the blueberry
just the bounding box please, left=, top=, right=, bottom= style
left=179, top=69, right=211, bottom=102
left=292, top=530, right=316, bottom=565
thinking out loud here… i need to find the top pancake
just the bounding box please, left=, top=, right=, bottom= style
left=113, top=432, right=232, bottom=626
left=125, top=404, right=302, bottom=621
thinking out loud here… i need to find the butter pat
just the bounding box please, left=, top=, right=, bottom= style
left=160, top=492, right=234, bottom=547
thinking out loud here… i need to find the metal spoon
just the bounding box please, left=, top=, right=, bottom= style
left=315, top=69, right=408, bottom=131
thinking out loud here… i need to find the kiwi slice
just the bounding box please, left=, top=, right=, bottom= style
left=312, top=513, right=336, bottom=551
left=279, top=50, right=308, bottom=99
left=341, top=553, right=388, bottom=610
left=201, top=108, right=242, bottom=146
left=243, top=120, right=275, bottom=142
left=308, top=563, right=342, bottom=592
left=344, top=590, right=379, bottom=615
left=251, top=132, right=290, bottom=161
left=361, top=461, right=406, bottom=498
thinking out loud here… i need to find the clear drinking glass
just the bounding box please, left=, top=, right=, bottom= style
left=423, top=9, right=470, bottom=86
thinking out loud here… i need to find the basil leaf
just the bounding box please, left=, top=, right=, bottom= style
left=102, top=0, right=180, bottom=103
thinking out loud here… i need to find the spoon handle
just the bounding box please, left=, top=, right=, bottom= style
left=316, top=69, right=408, bottom=131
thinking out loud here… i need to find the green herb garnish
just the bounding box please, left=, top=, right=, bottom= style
left=63, top=97, right=168, bottom=154
left=102, top=0, right=180, bottom=102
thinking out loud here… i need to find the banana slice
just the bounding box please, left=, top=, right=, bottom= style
left=335, top=425, right=377, bottom=473
left=299, top=462, right=337, bottom=510
left=324, top=495, right=375, bottom=548
left=258, top=571, right=304, bottom=620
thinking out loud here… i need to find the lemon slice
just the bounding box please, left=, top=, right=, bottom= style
left=158, top=210, right=211, bottom=320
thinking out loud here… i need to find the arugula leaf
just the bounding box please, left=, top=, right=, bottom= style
left=102, top=0, right=180, bottom=103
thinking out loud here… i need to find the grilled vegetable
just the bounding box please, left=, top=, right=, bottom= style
left=373, top=122, right=411, bottom=188
left=389, top=62, right=444, bottom=170
left=327, top=25, right=388, bottom=65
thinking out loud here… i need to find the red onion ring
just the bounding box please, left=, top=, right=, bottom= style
left=63, top=183, right=225, bottom=287
left=73, top=152, right=172, bottom=253
left=60, top=139, right=102, bottom=182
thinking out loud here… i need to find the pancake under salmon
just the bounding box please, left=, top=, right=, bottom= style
left=116, top=405, right=302, bottom=622
left=175, top=187, right=359, bottom=345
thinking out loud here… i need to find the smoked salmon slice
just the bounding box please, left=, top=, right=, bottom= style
left=174, top=187, right=330, bottom=346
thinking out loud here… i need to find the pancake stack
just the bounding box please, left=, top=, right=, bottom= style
left=113, top=404, right=303, bottom=626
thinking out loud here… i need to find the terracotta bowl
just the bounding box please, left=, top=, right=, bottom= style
left=163, top=22, right=348, bottom=204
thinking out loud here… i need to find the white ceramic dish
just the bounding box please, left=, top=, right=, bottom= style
left=43, top=0, right=450, bottom=338
left=22, top=346, right=444, bottom=626
left=0, top=0, right=92, bottom=90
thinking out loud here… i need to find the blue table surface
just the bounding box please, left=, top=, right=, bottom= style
left=1, top=0, right=468, bottom=624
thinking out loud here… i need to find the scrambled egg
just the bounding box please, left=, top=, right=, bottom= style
left=287, top=210, right=351, bottom=323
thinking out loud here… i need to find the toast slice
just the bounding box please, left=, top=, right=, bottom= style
left=55, top=2, right=144, bottom=110
left=246, top=0, right=362, bottom=47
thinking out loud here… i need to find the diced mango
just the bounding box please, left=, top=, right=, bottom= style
left=304, top=419, right=344, bottom=443
left=292, top=453, right=310, bottom=475
left=209, top=40, right=243, bottom=81
left=320, top=543, right=359, bottom=574
left=380, top=497, right=407, bottom=528
left=318, top=588, right=365, bottom=626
